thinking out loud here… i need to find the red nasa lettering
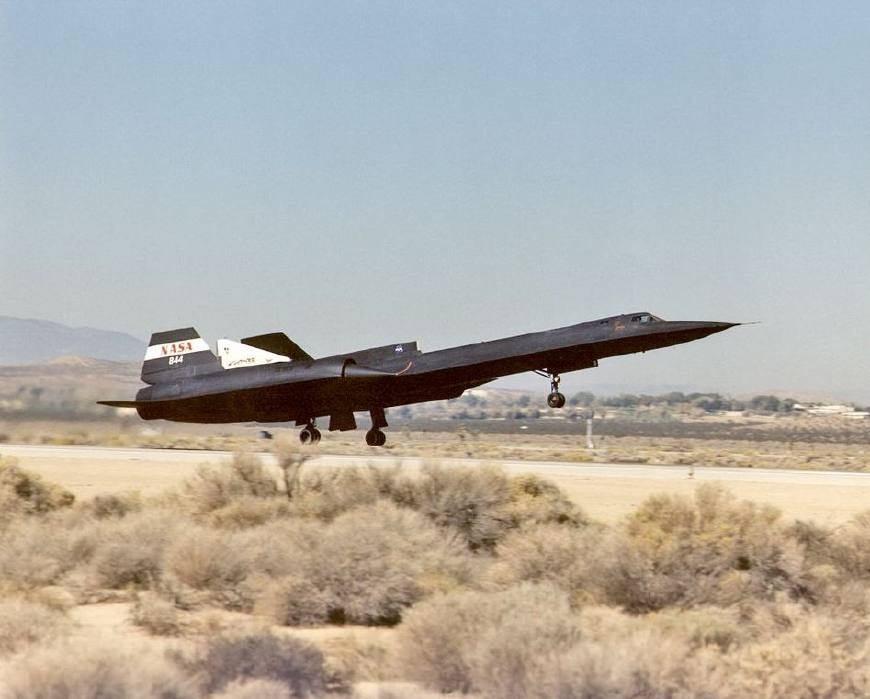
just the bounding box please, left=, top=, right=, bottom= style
left=161, top=341, right=194, bottom=356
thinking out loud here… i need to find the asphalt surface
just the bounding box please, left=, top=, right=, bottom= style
left=3, top=442, right=870, bottom=486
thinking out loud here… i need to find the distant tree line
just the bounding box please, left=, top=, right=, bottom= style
left=574, top=391, right=798, bottom=413
left=438, top=390, right=802, bottom=420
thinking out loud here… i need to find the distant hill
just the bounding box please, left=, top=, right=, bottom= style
left=0, top=317, right=145, bottom=365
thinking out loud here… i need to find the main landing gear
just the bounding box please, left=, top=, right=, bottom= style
left=536, top=370, right=566, bottom=409
left=366, top=407, right=388, bottom=447
left=299, top=420, right=321, bottom=445
left=299, top=408, right=388, bottom=447
left=365, top=428, right=386, bottom=447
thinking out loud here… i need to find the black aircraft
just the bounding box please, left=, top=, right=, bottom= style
left=99, top=313, right=738, bottom=446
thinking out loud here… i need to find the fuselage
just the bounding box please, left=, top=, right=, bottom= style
left=123, top=313, right=736, bottom=425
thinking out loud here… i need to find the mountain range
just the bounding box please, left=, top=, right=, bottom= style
left=0, top=316, right=144, bottom=365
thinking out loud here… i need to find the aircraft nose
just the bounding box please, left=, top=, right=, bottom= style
left=666, top=321, right=742, bottom=342
left=709, top=321, right=740, bottom=331
left=698, top=321, right=742, bottom=337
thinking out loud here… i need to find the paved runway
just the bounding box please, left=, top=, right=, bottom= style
left=2, top=443, right=869, bottom=524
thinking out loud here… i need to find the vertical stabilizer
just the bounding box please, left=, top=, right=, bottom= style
left=217, top=339, right=289, bottom=369
left=141, top=327, right=222, bottom=384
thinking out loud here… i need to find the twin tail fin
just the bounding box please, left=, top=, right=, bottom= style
left=141, top=327, right=222, bottom=384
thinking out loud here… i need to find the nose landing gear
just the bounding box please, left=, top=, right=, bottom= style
left=299, top=420, right=321, bottom=444
left=547, top=381, right=566, bottom=408
left=537, top=370, right=566, bottom=409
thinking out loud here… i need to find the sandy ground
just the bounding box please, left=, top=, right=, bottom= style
left=3, top=443, right=870, bottom=526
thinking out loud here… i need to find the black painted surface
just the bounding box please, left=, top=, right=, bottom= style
left=99, top=313, right=738, bottom=429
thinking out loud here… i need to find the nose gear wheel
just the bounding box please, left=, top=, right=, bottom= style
left=535, top=370, right=566, bottom=409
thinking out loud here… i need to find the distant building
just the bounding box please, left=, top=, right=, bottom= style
left=793, top=403, right=869, bottom=419
left=844, top=411, right=870, bottom=420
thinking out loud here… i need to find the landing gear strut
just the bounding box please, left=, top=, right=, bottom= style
left=536, top=370, right=566, bottom=409
left=299, top=420, right=321, bottom=445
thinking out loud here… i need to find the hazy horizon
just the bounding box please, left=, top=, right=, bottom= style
left=2, top=3, right=868, bottom=402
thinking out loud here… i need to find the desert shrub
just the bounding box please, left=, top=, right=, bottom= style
left=398, top=589, right=497, bottom=692
left=254, top=501, right=473, bottom=625
left=239, top=518, right=322, bottom=579
left=319, top=634, right=393, bottom=683
left=615, top=484, right=809, bottom=611
left=784, top=514, right=870, bottom=614
left=484, top=523, right=595, bottom=594
left=701, top=615, right=870, bottom=699
left=787, top=519, right=834, bottom=563
left=358, top=684, right=447, bottom=699
left=165, top=527, right=248, bottom=591
left=464, top=591, right=584, bottom=699
left=0, top=458, right=74, bottom=522
left=0, top=598, right=70, bottom=655
left=400, top=594, right=744, bottom=699
left=406, top=465, right=586, bottom=550
left=208, top=496, right=291, bottom=529
left=644, top=605, right=746, bottom=652
left=187, top=632, right=346, bottom=696
left=182, top=452, right=279, bottom=515
left=85, top=492, right=142, bottom=519
left=365, top=462, right=415, bottom=501
left=823, top=511, right=870, bottom=580
left=523, top=625, right=694, bottom=699
left=502, top=473, right=586, bottom=528
left=0, top=641, right=196, bottom=698
left=228, top=452, right=281, bottom=498
left=0, top=528, right=68, bottom=587
left=270, top=464, right=582, bottom=551
left=0, top=511, right=99, bottom=587
left=289, top=463, right=432, bottom=524
left=407, top=464, right=515, bottom=550
left=131, top=592, right=181, bottom=636
left=314, top=501, right=473, bottom=621
left=290, top=467, right=388, bottom=521
left=509, top=524, right=656, bottom=610
left=212, top=678, right=292, bottom=699
left=398, top=582, right=870, bottom=698
left=397, top=583, right=578, bottom=694
left=273, top=437, right=313, bottom=500
left=92, top=509, right=183, bottom=588
left=255, top=576, right=331, bottom=626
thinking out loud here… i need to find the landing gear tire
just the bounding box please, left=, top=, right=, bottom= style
left=299, top=423, right=321, bottom=445
left=547, top=392, right=566, bottom=409
left=366, top=428, right=386, bottom=447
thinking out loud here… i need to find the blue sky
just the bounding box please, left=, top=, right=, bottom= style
left=2, top=2, right=869, bottom=400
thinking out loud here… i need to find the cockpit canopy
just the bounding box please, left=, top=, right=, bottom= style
left=596, top=313, right=664, bottom=327
left=629, top=313, right=663, bottom=324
